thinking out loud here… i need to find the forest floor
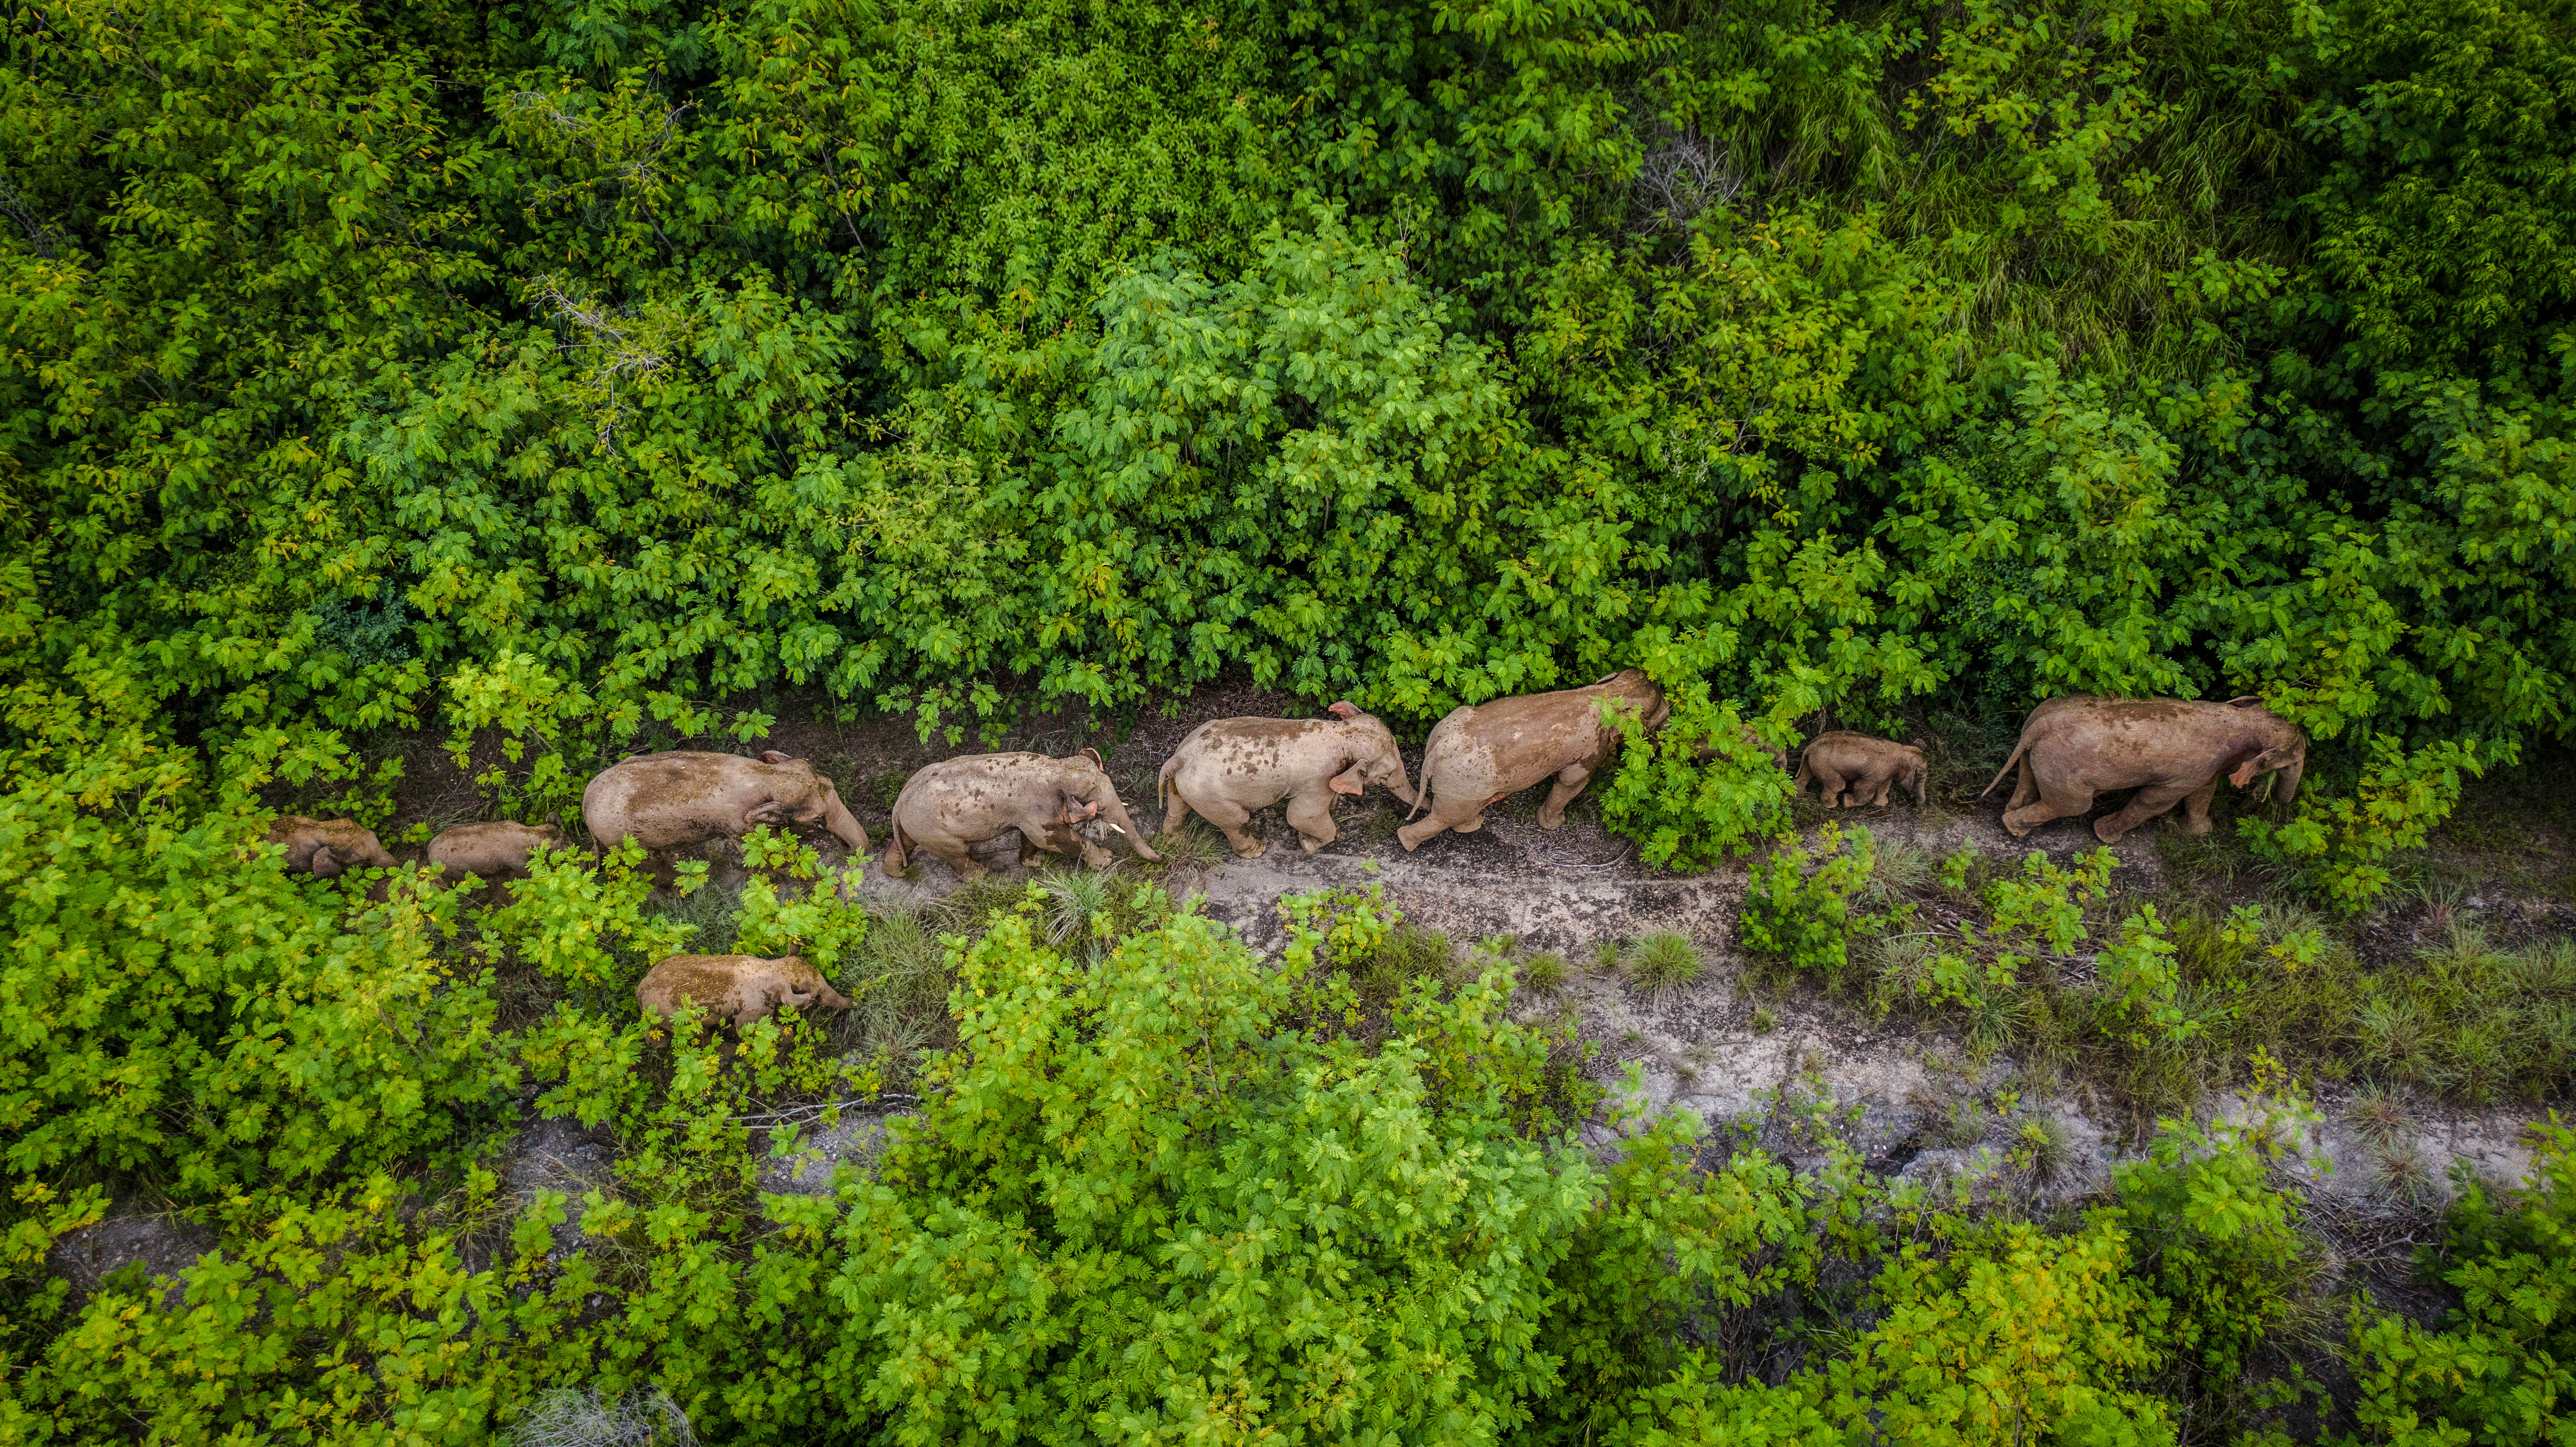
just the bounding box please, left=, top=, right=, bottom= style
left=347, top=680, right=2576, bottom=1320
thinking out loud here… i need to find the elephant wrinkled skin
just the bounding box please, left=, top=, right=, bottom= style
left=427, top=821, right=567, bottom=886
left=582, top=751, right=867, bottom=866
left=636, top=954, right=854, bottom=1028
left=1796, top=732, right=1927, bottom=808
left=266, top=816, right=399, bottom=877
left=883, top=749, right=1158, bottom=879
left=1399, top=669, right=1670, bottom=851
left=1982, top=695, right=2305, bottom=843
left=1158, top=701, right=1415, bottom=858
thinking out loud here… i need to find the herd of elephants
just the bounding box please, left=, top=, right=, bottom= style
left=262, top=670, right=2312, bottom=1028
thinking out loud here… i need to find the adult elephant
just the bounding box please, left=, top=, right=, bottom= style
left=583, top=750, right=867, bottom=866
left=1398, top=669, right=1670, bottom=851
left=1981, top=695, right=2305, bottom=843
left=1158, top=701, right=1415, bottom=858
left=883, top=748, right=1157, bottom=880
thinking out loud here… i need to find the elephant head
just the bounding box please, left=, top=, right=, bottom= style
left=743, top=754, right=867, bottom=852
left=1056, top=752, right=1157, bottom=865
left=1325, top=700, right=1418, bottom=806
left=2222, top=699, right=2306, bottom=805
left=1591, top=669, right=1672, bottom=732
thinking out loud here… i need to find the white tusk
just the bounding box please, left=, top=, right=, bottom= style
left=1106, top=822, right=1125, bottom=834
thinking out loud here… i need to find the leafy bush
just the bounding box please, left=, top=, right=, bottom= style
left=1738, top=823, right=1908, bottom=976
left=2344, top=1124, right=2576, bottom=1446
left=2244, top=735, right=2496, bottom=912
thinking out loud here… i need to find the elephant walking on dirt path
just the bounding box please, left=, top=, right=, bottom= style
left=1982, top=695, right=2305, bottom=843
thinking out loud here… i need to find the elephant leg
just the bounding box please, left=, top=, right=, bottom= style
left=1537, top=764, right=1593, bottom=830
left=2008, top=760, right=2039, bottom=814
left=1865, top=771, right=1894, bottom=807
left=1398, top=795, right=1485, bottom=851
left=1193, top=796, right=1264, bottom=859
left=921, top=836, right=986, bottom=881
left=2095, top=781, right=2198, bottom=844
left=1812, top=765, right=1846, bottom=807
left=1283, top=787, right=1339, bottom=854
left=2002, top=774, right=2094, bottom=837
left=2180, top=777, right=2221, bottom=835
left=1162, top=789, right=1196, bottom=839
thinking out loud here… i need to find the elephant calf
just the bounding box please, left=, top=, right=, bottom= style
left=583, top=750, right=867, bottom=873
left=1795, top=732, right=1927, bottom=808
left=637, top=954, right=853, bottom=1028
left=267, top=815, right=399, bottom=877
left=1158, top=702, right=1415, bottom=858
left=1399, top=669, right=1669, bottom=851
left=427, top=821, right=567, bottom=886
left=883, top=749, right=1157, bottom=880
left=1982, top=694, right=2305, bottom=843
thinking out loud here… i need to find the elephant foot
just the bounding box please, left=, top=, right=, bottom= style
left=1232, top=840, right=1267, bottom=860
left=1535, top=812, right=1564, bottom=830
left=2185, top=817, right=2213, bottom=836
left=2092, top=820, right=2130, bottom=844
left=1300, top=837, right=1328, bottom=854
left=1453, top=815, right=1483, bottom=833
left=1396, top=821, right=1438, bottom=851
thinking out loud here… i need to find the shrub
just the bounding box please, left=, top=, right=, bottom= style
left=1737, top=823, right=1908, bottom=976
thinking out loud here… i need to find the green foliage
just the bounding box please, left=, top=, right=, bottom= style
left=1739, top=823, right=1907, bottom=976
left=2344, top=1124, right=2576, bottom=1446
left=2116, top=1095, right=2322, bottom=1399
left=11, top=0, right=2576, bottom=1440
left=1624, top=931, right=1709, bottom=992
left=2245, top=734, right=2494, bottom=912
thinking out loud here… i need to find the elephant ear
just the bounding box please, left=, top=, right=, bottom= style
left=743, top=800, right=789, bottom=828
left=1326, top=700, right=1361, bottom=721
left=1329, top=764, right=1367, bottom=796
left=309, top=844, right=343, bottom=878
left=1075, top=747, right=1106, bottom=771
left=2224, top=696, right=2263, bottom=708
left=2226, top=750, right=2263, bottom=788
left=760, top=749, right=795, bottom=764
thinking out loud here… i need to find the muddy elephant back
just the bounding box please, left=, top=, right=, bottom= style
left=637, top=954, right=750, bottom=1021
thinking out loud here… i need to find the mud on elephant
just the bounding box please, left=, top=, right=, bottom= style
left=1158, top=701, right=1414, bottom=858
left=883, top=748, right=1157, bottom=880
left=1982, top=695, right=2305, bottom=843
left=636, top=954, right=853, bottom=1029
left=582, top=750, right=867, bottom=875
left=267, top=815, right=399, bottom=877
left=427, top=821, right=568, bottom=887
left=1398, top=669, right=1670, bottom=851
left=1795, top=732, right=1927, bottom=808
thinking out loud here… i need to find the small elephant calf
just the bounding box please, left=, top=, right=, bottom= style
left=427, top=821, right=567, bottom=887
left=267, top=815, right=400, bottom=877
left=1794, top=732, right=1927, bottom=808
left=636, top=954, right=854, bottom=1028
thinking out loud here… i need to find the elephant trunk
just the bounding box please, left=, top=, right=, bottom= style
left=822, top=788, right=869, bottom=854
left=1101, top=792, right=1158, bottom=861
left=1380, top=747, right=1417, bottom=807
left=2274, top=756, right=2304, bottom=808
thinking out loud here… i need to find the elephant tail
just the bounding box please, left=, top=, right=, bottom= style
left=882, top=814, right=910, bottom=876
left=1792, top=755, right=1811, bottom=792
left=1408, top=749, right=1436, bottom=821
left=1978, top=740, right=2031, bottom=799
left=1157, top=751, right=1181, bottom=814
